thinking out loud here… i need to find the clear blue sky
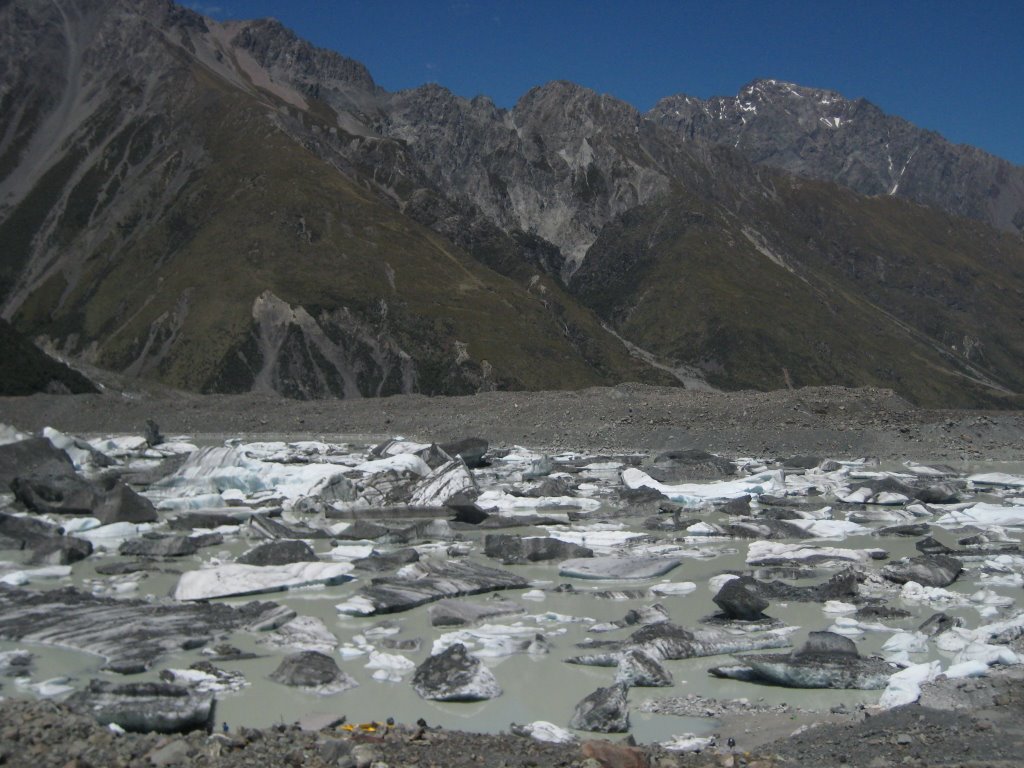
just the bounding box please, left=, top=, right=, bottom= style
left=189, top=0, right=1024, bottom=165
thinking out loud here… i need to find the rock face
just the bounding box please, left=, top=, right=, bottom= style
left=569, top=683, right=630, bottom=733
left=3, top=4, right=1024, bottom=406
left=269, top=650, right=357, bottom=692
left=411, top=643, right=501, bottom=701
left=66, top=680, right=214, bottom=734
left=649, top=78, right=1024, bottom=238
left=882, top=555, right=963, bottom=588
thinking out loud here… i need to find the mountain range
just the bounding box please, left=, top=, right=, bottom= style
left=2, top=0, right=1022, bottom=407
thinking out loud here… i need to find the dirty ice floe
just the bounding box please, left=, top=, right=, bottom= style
left=935, top=502, right=1024, bottom=528
left=174, top=562, right=353, bottom=601
left=746, top=541, right=883, bottom=566
left=969, top=473, right=1024, bottom=488
left=432, top=623, right=556, bottom=657
left=476, top=489, right=599, bottom=514
left=0, top=564, right=72, bottom=586
left=620, top=468, right=785, bottom=504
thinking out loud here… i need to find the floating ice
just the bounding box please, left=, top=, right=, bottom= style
left=650, top=581, right=697, bottom=596
left=747, top=541, right=883, bottom=566
left=621, top=468, right=785, bottom=504
left=878, top=660, right=941, bottom=708
left=969, top=473, right=1024, bottom=488
left=935, top=503, right=1024, bottom=528
left=174, top=562, right=353, bottom=601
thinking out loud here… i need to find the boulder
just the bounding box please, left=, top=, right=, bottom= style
left=915, top=483, right=960, bottom=504
left=66, top=680, right=214, bottom=733
left=28, top=536, right=93, bottom=565
left=0, top=438, right=75, bottom=487
left=411, top=643, right=501, bottom=701
left=96, top=480, right=159, bottom=525
left=332, top=520, right=391, bottom=540
left=237, top=540, right=318, bottom=566
left=615, top=648, right=673, bottom=687
left=0, top=511, right=62, bottom=547
left=712, top=578, right=770, bottom=620
left=717, top=495, right=752, bottom=515
left=882, top=555, right=963, bottom=588
left=269, top=650, right=357, bottom=692
left=439, top=437, right=489, bottom=468
left=569, top=683, right=630, bottom=733
left=919, top=612, right=963, bottom=637
left=11, top=473, right=97, bottom=515
left=446, top=492, right=490, bottom=524
left=167, top=511, right=242, bottom=531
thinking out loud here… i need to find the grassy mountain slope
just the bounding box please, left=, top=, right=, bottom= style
left=573, top=171, right=1024, bottom=407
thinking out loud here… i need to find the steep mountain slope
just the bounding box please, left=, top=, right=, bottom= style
left=2, top=1, right=1021, bottom=407
left=0, top=318, right=97, bottom=395
left=573, top=150, right=1024, bottom=407
left=0, top=0, right=659, bottom=397
left=650, top=79, right=1024, bottom=237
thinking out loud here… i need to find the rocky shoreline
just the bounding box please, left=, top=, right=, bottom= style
left=2, top=384, right=1023, bottom=461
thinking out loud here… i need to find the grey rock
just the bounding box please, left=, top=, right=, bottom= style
left=713, top=578, right=770, bottom=620
left=412, top=643, right=501, bottom=701
left=120, top=535, right=199, bottom=558
left=0, top=438, right=75, bottom=487
left=882, top=555, right=963, bottom=587
left=916, top=483, right=960, bottom=504
left=569, top=683, right=630, bottom=733
left=269, top=650, right=356, bottom=690
left=650, top=79, right=1024, bottom=238
left=237, top=540, right=318, bottom=566
left=28, top=535, right=93, bottom=565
